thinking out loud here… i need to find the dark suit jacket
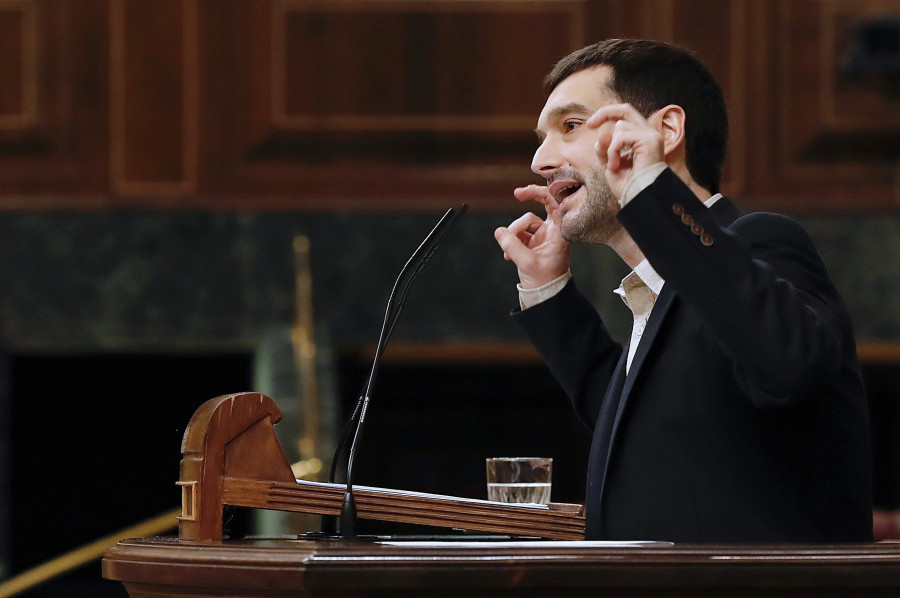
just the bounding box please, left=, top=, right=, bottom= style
left=514, top=169, right=872, bottom=543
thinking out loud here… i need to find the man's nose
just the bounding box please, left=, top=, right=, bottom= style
left=531, top=138, right=564, bottom=178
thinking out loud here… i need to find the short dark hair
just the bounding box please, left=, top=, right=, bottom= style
left=544, top=39, right=728, bottom=194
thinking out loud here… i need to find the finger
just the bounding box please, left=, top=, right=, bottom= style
left=494, top=226, right=533, bottom=266
left=606, top=140, right=621, bottom=172
left=585, top=102, right=647, bottom=129
left=606, top=124, right=634, bottom=171
left=594, top=126, right=613, bottom=169
left=514, top=184, right=558, bottom=209
left=506, top=212, right=545, bottom=243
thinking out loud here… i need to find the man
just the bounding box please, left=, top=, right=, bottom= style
left=494, top=39, right=872, bottom=543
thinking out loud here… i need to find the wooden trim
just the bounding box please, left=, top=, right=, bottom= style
left=0, top=0, right=37, bottom=129
left=358, top=340, right=900, bottom=365
left=820, top=0, right=900, bottom=130
left=270, top=0, right=585, bottom=132
left=726, top=0, right=748, bottom=194
left=102, top=538, right=900, bottom=597
left=774, top=0, right=894, bottom=190
left=109, top=0, right=199, bottom=197
left=857, top=341, right=900, bottom=364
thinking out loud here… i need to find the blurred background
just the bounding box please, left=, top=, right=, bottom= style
left=0, top=0, right=898, bottom=596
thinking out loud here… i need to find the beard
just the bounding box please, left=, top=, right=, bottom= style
left=558, top=167, right=622, bottom=245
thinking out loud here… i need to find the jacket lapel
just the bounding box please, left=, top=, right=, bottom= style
left=605, top=287, right=675, bottom=458
left=585, top=347, right=628, bottom=528
left=594, top=288, right=676, bottom=515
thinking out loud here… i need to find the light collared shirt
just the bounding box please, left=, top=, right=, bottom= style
left=614, top=260, right=665, bottom=372
left=518, top=163, right=722, bottom=372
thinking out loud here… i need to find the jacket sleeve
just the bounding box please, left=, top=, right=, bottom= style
left=619, top=168, right=856, bottom=408
left=512, top=280, right=624, bottom=430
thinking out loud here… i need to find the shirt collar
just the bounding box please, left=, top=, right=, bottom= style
left=705, top=193, right=723, bottom=208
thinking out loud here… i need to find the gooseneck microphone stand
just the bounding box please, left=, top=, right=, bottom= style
left=321, top=205, right=467, bottom=538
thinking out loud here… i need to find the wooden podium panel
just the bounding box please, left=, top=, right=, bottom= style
left=102, top=537, right=900, bottom=597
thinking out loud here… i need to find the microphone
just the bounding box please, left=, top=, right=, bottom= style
left=330, top=204, right=468, bottom=538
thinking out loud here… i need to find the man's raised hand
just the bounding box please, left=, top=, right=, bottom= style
left=494, top=184, right=570, bottom=289
left=586, top=103, right=666, bottom=199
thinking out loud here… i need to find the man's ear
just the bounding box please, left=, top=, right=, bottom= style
left=656, top=104, right=686, bottom=157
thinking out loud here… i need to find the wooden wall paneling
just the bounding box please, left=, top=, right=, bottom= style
left=0, top=0, right=891, bottom=212
left=588, top=0, right=899, bottom=213
left=582, top=1, right=640, bottom=39
left=0, top=0, right=111, bottom=205
left=765, top=0, right=898, bottom=211
left=110, top=0, right=199, bottom=201
left=218, top=0, right=587, bottom=211
left=193, top=0, right=234, bottom=203
left=668, top=0, right=749, bottom=196
left=0, top=0, right=36, bottom=129
left=821, top=1, right=900, bottom=130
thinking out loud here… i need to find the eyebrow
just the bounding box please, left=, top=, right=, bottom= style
left=534, top=102, right=593, bottom=142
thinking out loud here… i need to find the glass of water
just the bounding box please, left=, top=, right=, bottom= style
left=485, top=457, right=552, bottom=505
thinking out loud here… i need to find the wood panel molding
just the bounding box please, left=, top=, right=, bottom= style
left=0, top=0, right=37, bottom=129
left=0, top=0, right=895, bottom=211
left=820, top=0, right=900, bottom=130
left=109, top=0, right=199, bottom=198
left=269, top=0, right=585, bottom=133
left=770, top=0, right=898, bottom=208
left=211, top=0, right=588, bottom=210
left=623, top=1, right=749, bottom=195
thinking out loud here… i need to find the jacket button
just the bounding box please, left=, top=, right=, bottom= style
left=701, top=234, right=714, bottom=246
left=672, top=203, right=684, bottom=215
left=681, top=214, right=694, bottom=225
left=691, top=223, right=704, bottom=236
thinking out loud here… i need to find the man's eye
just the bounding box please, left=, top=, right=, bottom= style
left=564, top=120, right=582, bottom=132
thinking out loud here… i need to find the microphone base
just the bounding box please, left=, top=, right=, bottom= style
left=340, top=490, right=358, bottom=538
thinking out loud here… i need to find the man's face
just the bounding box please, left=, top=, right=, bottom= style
left=532, top=66, right=622, bottom=245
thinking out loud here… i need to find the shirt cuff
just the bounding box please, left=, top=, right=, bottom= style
left=619, top=162, right=667, bottom=207
left=518, top=270, right=572, bottom=310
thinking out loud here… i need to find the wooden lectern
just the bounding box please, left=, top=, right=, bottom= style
left=175, top=392, right=584, bottom=542
left=103, top=392, right=900, bottom=597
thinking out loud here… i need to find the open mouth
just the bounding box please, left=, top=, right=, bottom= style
left=549, top=179, right=584, bottom=204
left=558, top=183, right=583, bottom=201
